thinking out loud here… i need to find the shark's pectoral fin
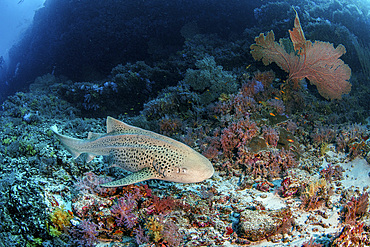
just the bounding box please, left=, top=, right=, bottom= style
left=100, top=167, right=159, bottom=187
left=67, top=149, right=82, bottom=159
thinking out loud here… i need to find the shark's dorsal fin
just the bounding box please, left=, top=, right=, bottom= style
left=106, top=116, right=137, bottom=133
left=106, top=116, right=179, bottom=144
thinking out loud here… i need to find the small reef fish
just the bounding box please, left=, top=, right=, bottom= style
left=51, top=117, right=214, bottom=187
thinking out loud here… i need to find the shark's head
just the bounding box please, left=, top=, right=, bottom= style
left=162, top=149, right=214, bottom=184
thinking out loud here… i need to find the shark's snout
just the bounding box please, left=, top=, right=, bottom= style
left=179, top=152, right=214, bottom=183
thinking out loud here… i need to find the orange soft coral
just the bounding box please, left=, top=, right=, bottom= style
left=250, top=9, right=351, bottom=100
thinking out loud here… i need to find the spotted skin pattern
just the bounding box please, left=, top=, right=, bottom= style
left=51, top=117, right=214, bottom=187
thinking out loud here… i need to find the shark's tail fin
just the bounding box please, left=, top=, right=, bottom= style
left=51, top=125, right=84, bottom=159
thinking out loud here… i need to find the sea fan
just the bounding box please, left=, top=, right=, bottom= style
left=250, top=9, right=351, bottom=100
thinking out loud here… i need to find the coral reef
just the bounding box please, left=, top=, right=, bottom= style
left=0, top=1, right=369, bottom=246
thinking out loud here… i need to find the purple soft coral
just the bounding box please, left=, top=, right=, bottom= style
left=111, top=193, right=138, bottom=229
left=69, top=220, right=98, bottom=247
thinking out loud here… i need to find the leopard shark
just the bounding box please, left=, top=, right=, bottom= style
left=51, top=116, right=214, bottom=187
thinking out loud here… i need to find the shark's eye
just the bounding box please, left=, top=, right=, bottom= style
left=177, top=167, right=187, bottom=174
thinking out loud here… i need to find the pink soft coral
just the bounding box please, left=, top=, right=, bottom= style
left=220, top=117, right=259, bottom=158
left=250, top=9, right=351, bottom=100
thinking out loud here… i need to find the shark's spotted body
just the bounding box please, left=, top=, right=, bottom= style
left=51, top=117, right=214, bottom=187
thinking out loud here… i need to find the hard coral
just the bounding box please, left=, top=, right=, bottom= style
left=213, top=82, right=260, bottom=120
left=239, top=149, right=297, bottom=180
left=262, top=126, right=280, bottom=147
left=184, top=55, right=238, bottom=104
left=237, top=208, right=294, bottom=242
left=142, top=83, right=199, bottom=121
left=146, top=195, right=177, bottom=215
left=159, top=115, right=182, bottom=136
left=49, top=205, right=73, bottom=236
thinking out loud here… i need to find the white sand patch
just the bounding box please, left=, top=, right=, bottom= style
left=340, top=157, right=370, bottom=191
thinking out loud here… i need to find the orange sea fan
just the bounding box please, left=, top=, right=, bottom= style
left=250, top=10, right=351, bottom=100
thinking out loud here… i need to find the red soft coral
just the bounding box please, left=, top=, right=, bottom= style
left=341, top=192, right=369, bottom=224
left=250, top=9, right=351, bottom=100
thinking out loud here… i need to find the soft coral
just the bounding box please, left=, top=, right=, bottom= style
left=341, top=192, right=369, bottom=224
left=69, top=220, right=98, bottom=247
left=110, top=193, right=138, bottom=229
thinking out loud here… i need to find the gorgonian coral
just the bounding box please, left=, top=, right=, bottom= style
left=250, top=10, right=351, bottom=100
